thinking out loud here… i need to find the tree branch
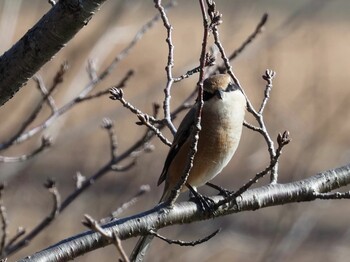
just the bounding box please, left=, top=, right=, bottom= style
left=0, top=0, right=108, bottom=106
left=149, top=228, right=220, bottom=246
left=18, top=163, right=350, bottom=262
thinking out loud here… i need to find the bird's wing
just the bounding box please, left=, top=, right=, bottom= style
left=157, top=106, right=196, bottom=186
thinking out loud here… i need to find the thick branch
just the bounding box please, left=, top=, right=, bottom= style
left=19, top=164, right=350, bottom=262
left=0, top=0, right=107, bottom=106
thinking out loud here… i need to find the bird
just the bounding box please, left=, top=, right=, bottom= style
left=130, top=74, right=246, bottom=261
left=158, top=73, right=246, bottom=202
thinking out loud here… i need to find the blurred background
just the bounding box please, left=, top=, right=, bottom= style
left=0, top=0, right=350, bottom=261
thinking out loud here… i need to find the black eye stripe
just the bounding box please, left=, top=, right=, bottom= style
left=203, top=83, right=239, bottom=101
left=226, top=83, right=239, bottom=92
left=203, top=90, right=215, bottom=101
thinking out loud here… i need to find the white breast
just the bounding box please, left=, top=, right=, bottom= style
left=190, top=90, right=246, bottom=187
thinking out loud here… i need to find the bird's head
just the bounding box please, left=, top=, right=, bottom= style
left=203, top=74, right=240, bottom=101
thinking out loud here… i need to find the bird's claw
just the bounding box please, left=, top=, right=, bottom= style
left=188, top=187, right=217, bottom=216
left=206, top=182, right=233, bottom=197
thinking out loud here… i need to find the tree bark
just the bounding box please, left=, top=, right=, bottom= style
left=18, top=163, right=350, bottom=262
left=0, top=0, right=107, bottom=106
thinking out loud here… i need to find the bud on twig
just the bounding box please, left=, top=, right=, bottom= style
left=277, top=131, right=291, bottom=147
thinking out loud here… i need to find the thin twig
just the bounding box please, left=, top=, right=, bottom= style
left=174, top=66, right=201, bottom=82
left=173, top=54, right=215, bottom=82
left=136, top=114, right=172, bottom=147
left=109, top=88, right=158, bottom=124
left=111, top=159, right=137, bottom=172
left=155, top=0, right=178, bottom=135
left=101, top=118, right=118, bottom=160
left=217, top=13, right=268, bottom=72
left=109, top=87, right=173, bottom=147
left=243, top=121, right=262, bottom=133
left=82, top=70, right=134, bottom=102
left=150, top=228, right=220, bottom=246
left=83, top=215, right=129, bottom=262
left=33, top=75, right=57, bottom=114
left=114, top=234, right=129, bottom=262
left=260, top=70, right=279, bottom=182
left=83, top=215, right=111, bottom=239
left=6, top=228, right=25, bottom=249
left=259, top=69, right=276, bottom=114
left=86, top=59, right=98, bottom=82
left=100, top=185, right=151, bottom=223
left=0, top=136, right=52, bottom=163
left=44, top=179, right=61, bottom=220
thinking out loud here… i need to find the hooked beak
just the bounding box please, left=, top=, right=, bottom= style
left=215, top=89, right=225, bottom=100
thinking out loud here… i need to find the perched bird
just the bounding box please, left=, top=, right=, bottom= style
left=159, top=73, right=246, bottom=202
left=130, top=74, right=246, bottom=261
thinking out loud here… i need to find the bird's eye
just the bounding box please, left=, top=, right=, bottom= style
left=226, top=82, right=239, bottom=92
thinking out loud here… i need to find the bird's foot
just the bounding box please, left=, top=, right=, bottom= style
left=187, top=185, right=216, bottom=216
left=206, top=182, right=233, bottom=198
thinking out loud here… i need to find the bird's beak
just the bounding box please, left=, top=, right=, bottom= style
left=215, top=89, right=225, bottom=100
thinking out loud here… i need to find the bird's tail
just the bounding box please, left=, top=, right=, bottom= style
left=130, top=234, right=155, bottom=262
left=130, top=189, right=171, bottom=261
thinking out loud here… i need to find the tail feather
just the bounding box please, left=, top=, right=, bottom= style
left=130, top=234, right=155, bottom=262
left=130, top=188, right=170, bottom=261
